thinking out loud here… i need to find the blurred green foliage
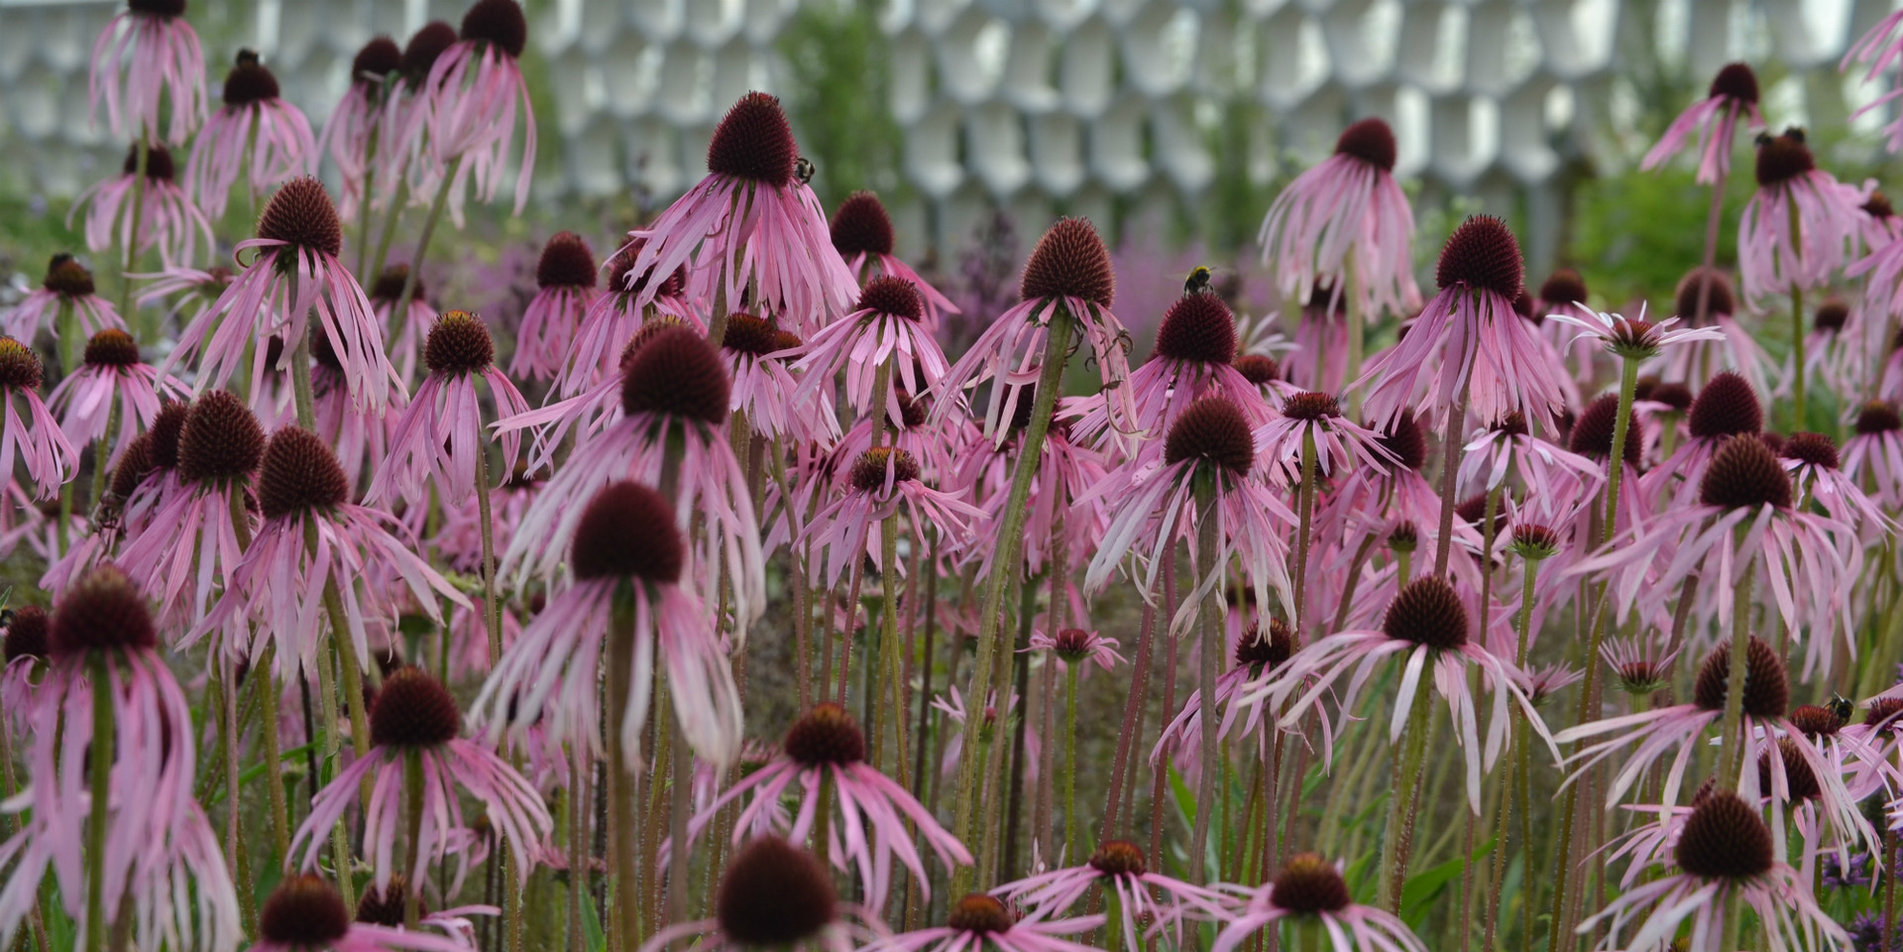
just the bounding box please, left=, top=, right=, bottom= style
left=776, top=0, right=905, bottom=208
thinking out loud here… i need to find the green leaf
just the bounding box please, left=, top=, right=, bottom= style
left=1400, top=836, right=1496, bottom=929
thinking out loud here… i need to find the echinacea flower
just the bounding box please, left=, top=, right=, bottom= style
left=1257, top=118, right=1419, bottom=320
left=641, top=836, right=876, bottom=952
left=0, top=565, right=241, bottom=952
left=0, top=606, right=47, bottom=735
left=1358, top=216, right=1567, bottom=432
left=510, top=232, right=600, bottom=382
left=197, top=427, right=465, bottom=681
left=1211, top=853, right=1428, bottom=952
left=501, top=326, right=764, bottom=628
left=367, top=311, right=528, bottom=509
left=250, top=874, right=470, bottom=952
left=933, top=217, right=1138, bottom=446
left=292, top=666, right=551, bottom=896
left=185, top=50, right=315, bottom=220
left=995, top=840, right=1236, bottom=952
left=694, top=703, right=972, bottom=908
left=46, top=329, right=186, bottom=465
left=410, top=0, right=537, bottom=224
left=1253, top=390, right=1395, bottom=485
left=1588, top=435, right=1858, bottom=679
left=1602, top=633, right=1680, bottom=697
left=88, top=0, right=206, bottom=144
left=792, top=275, right=951, bottom=431
left=955, top=393, right=1109, bottom=579
left=830, top=190, right=959, bottom=328
left=117, top=390, right=262, bottom=630
left=4, top=254, right=123, bottom=344
left=1640, top=62, right=1765, bottom=185
left=1283, top=285, right=1350, bottom=393
left=859, top=893, right=1099, bottom=952
left=1650, top=266, right=1772, bottom=395
left=1845, top=14, right=1903, bottom=153
left=617, top=91, right=858, bottom=334
left=1457, top=411, right=1602, bottom=523
left=1784, top=295, right=1866, bottom=400
left=1641, top=371, right=1765, bottom=509
left=1026, top=627, right=1125, bottom=677
left=349, top=875, right=494, bottom=949
left=554, top=240, right=698, bottom=398
left=1737, top=129, right=1862, bottom=302
left=1534, top=268, right=1601, bottom=387
left=166, top=177, right=401, bottom=412
left=1246, top=576, right=1555, bottom=812
left=71, top=143, right=212, bottom=268
left=317, top=37, right=404, bottom=221
left=801, top=448, right=981, bottom=589
left=1156, top=620, right=1305, bottom=769
left=365, top=263, right=437, bottom=386
left=719, top=312, right=833, bottom=445
left=1073, top=290, right=1273, bottom=446
left=0, top=337, right=78, bottom=499
left=1083, top=395, right=1295, bottom=617
left=1781, top=431, right=1893, bottom=538
left=1578, top=790, right=1846, bottom=952
left=1844, top=401, right=1903, bottom=506
left=476, top=480, right=744, bottom=766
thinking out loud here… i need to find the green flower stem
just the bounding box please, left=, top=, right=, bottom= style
left=1187, top=486, right=1224, bottom=883
left=117, top=140, right=149, bottom=325
left=1487, top=554, right=1541, bottom=951
left=1431, top=378, right=1472, bottom=579
left=85, top=654, right=115, bottom=952
left=606, top=589, right=640, bottom=952
left=949, top=305, right=1073, bottom=895
left=403, top=749, right=426, bottom=928
left=666, top=711, right=691, bottom=925
left=1790, top=284, right=1806, bottom=426
left=1718, top=545, right=1758, bottom=786
left=88, top=396, right=121, bottom=517
left=473, top=407, right=502, bottom=665
left=389, top=158, right=462, bottom=327
left=1547, top=353, right=1642, bottom=952
left=1293, top=428, right=1319, bottom=631
left=1378, top=671, right=1434, bottom=913
left=1062, top=664, right=1081, bottom=857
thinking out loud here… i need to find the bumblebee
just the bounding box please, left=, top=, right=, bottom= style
left=1183, top=266, right=1214, bottom=297
left=1827, top=693, right=1855, bottom=723
left=794, top=156, right=816, bottom=185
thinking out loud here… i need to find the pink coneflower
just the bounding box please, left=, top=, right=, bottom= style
left=694, top=703, right=973, bottom=908
left=1782, top=295, right=1865, bottom=400
left=1282, top=286, right=1350, bottom=394
left=642, top=836, right=877, bottom=952
left=1257, top=118, right=1419, bottom=319
left=1358, top=216, right=1566, bottom=432
left=995, top=840, right=1236, bottom=951
left=365, top=264, right=436, bottom=386
left=292, top=666, right=550, bottom=896
left=502, top=326, right=763, bottom=627
left=719, top=313, right=834, bottom=445
left=1781, top=431, right=1893, bottom=538
left=1535, top=269, right=1601, bottom=387
left=617, top=91, right=857, bottom=334
left=196, top=427, right=464, bottom=681
left=116, top=391, right=261, bottom=630
left=1640, top=62, right=1764, bottom=184
left=1211, top=853, right=1428, bottom=952
left=1649, top=267, right=1771, bottom=395
left=185, top=50, right=315, bottom=220
left=1156, top=621, right=1305, bottom=769
left=1578, top=791, right=1845, bottom=952
left=1457, top=411, right=1602, bottom=522
left=316, top=37, right=403, bottom=220
left=475, top=480, right=743, bottom=766
left=367, top=311, right=527, bottom=508
left=802, top=448, right=981, bottom=588
left=1254, top=390, right=1395, bottom=485
left=1844, top=401, right=1903, bottom=506
left=956, top=394, right=1109, bottom=580
left=111, top=399, right=185, bottom=529
left=134, top=264, right=232, bottom=332
left=352, top=875, right=495, bottom=947
left=1247, top=577, right=1554, bottom=812
left=88, top=0, right=206, bottom=144
left=1640, top=371, right=1763, bottom=509
left=307, top=333, right=395, bottom=494
left=933, top=687, right=1038, bottom=784
left=1589, top=436, right=1857, bottom=679
left=1845, top=14, right=1903, bottom=153
left=71, top=144, right=212, bottom=268
left=166, top=177, right=400, bottom=412
left=46, top=329, right=186, bottom=465
left=0, top=565, right=241, bottom=952
left=793, top=276, right=952, bottom=430
left=0, top=337, right=78, bottom=500
left=4, top=255, right=123, bottom=343
left=1082, top=395, right=1295, bottom=615
left=933, top=218, right=1137, bottom=446
left=1737, top=129, right=1862, bottom=302
left=251, top=874, right=470, bottom=952
left=555, top=241, right=698, bottom=399
left=0, top=606, right=48, bottom=735
left=831, top=190, right=959, bottom=329
left=1074, top=290, right=1272, bottom=446
left=862, top=894, right=1100, bottom=952
left=1025, top=627, right=1124, bottom=677
left=411, top=0, right=536, bottom=223
left=510, top=232, right=600, bottom=382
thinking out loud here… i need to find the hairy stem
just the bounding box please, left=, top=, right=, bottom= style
left=85, top=655, right=115, bottom=952
left=1378, top=673, right=1433, bottom=913
left=1187, top=488, right=1223, bottom=883
left=390, top=158, right=461, bottom=327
